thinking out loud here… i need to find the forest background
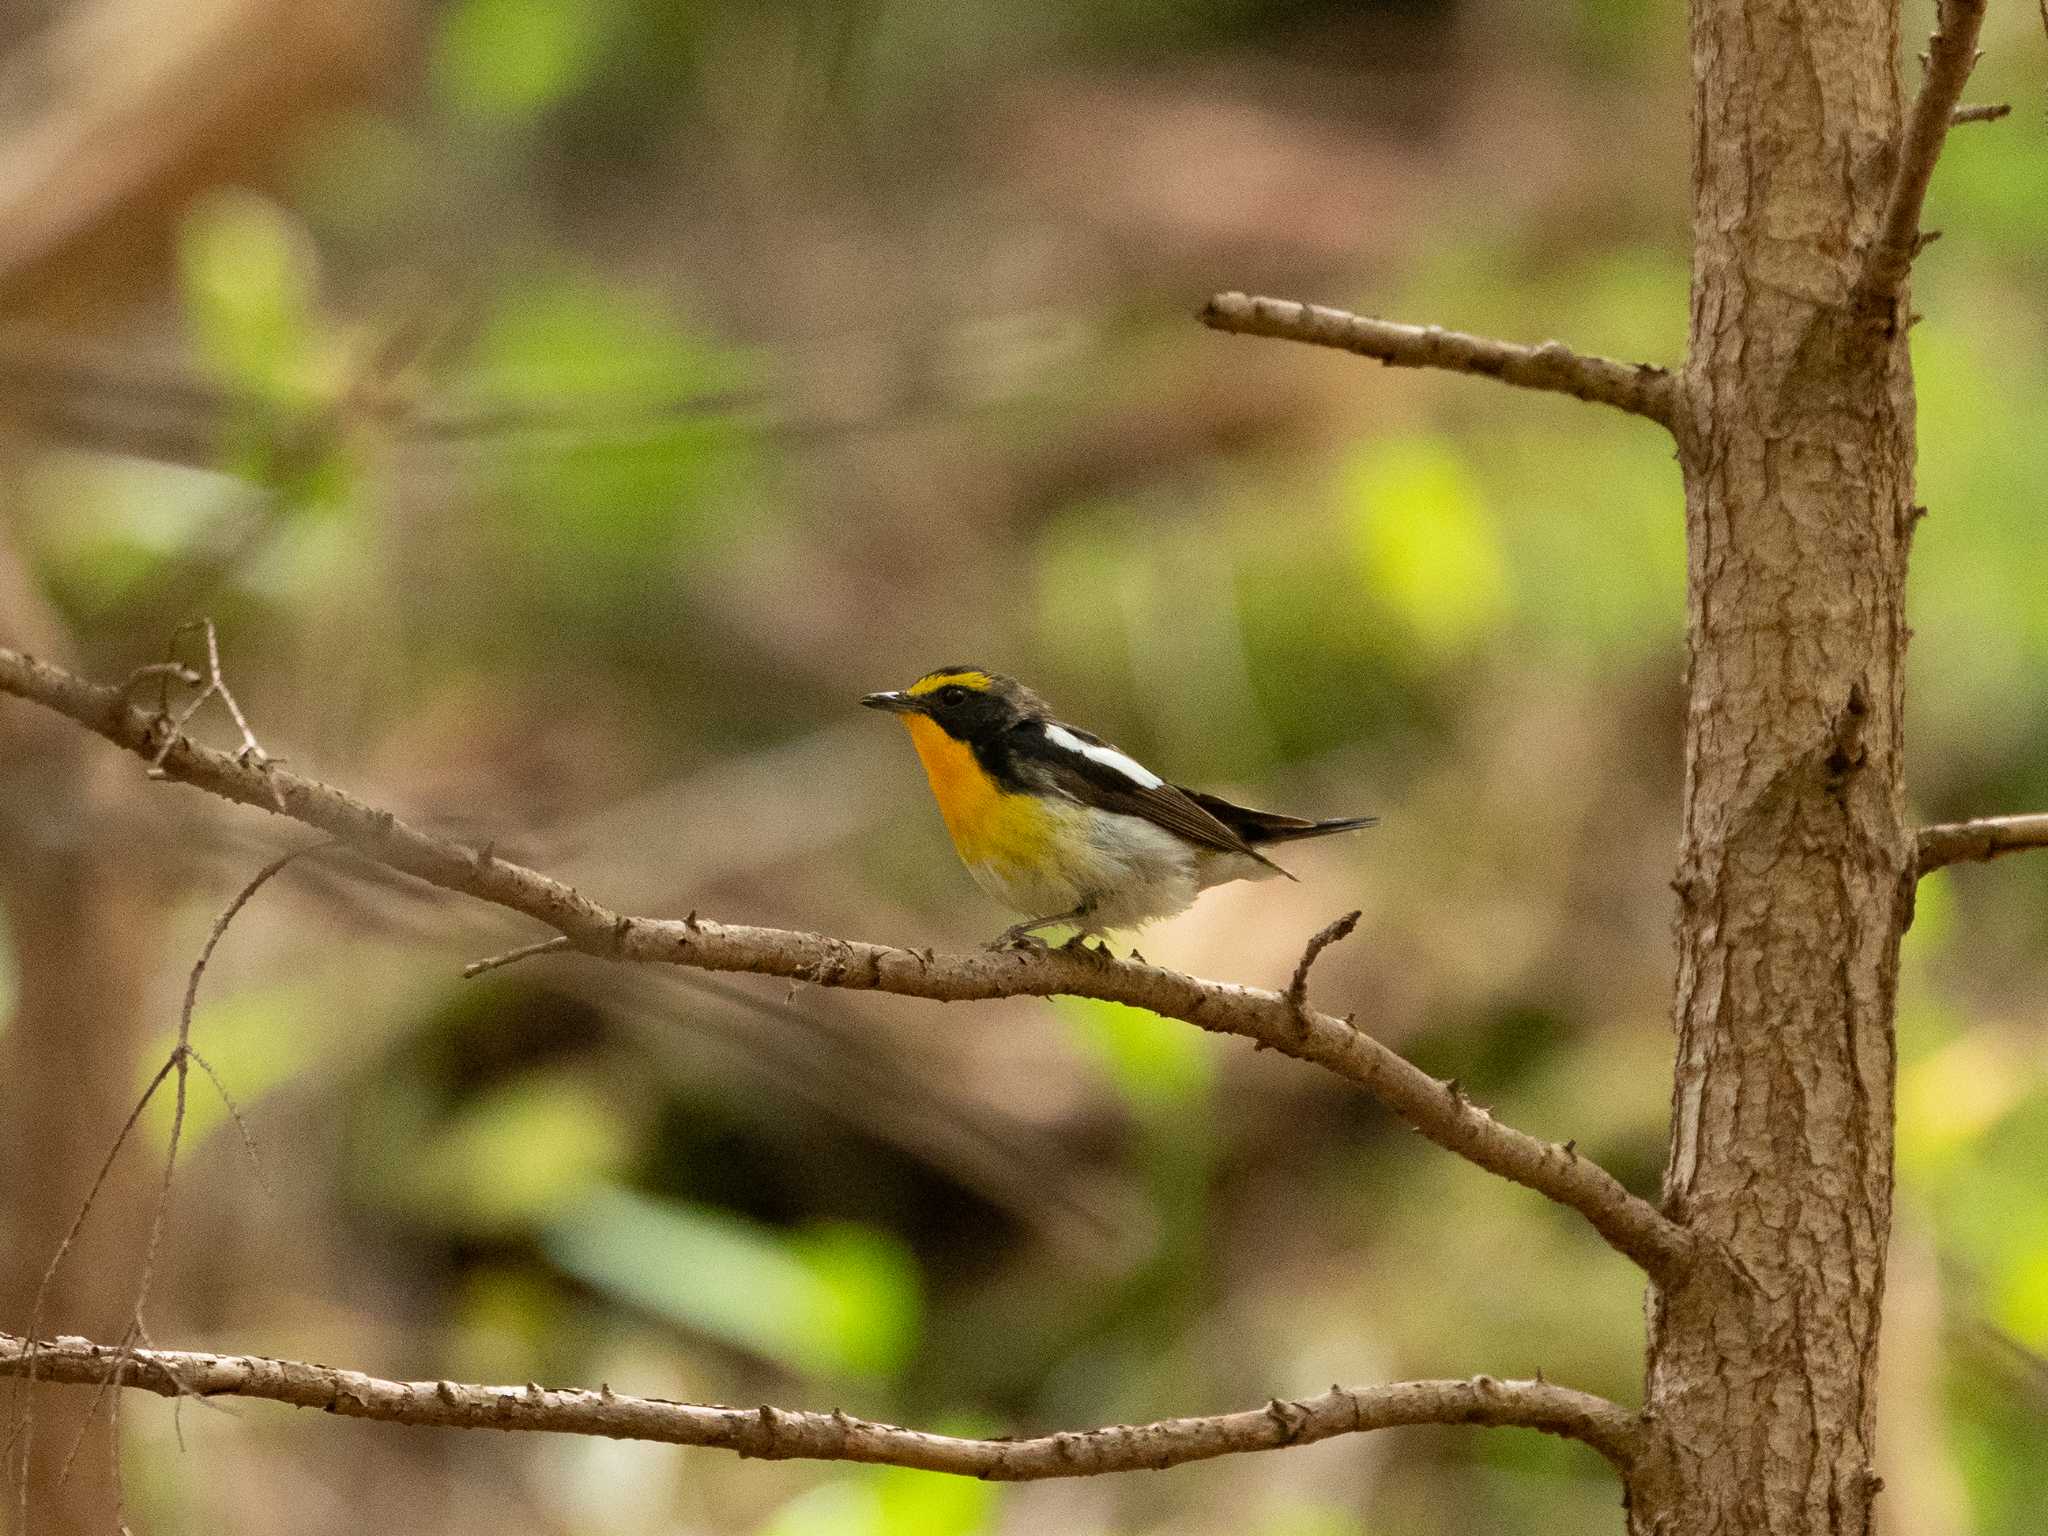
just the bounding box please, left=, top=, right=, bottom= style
left=1, top=0, right=2044, bottom=1531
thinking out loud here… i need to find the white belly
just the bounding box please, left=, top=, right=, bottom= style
left=966, top=806, right=1253, bottom=933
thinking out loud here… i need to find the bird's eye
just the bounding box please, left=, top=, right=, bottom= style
left=938, top=685, right=968, bottom=707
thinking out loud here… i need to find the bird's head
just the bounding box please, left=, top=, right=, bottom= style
left=861, top=666, right=1047, bottom=743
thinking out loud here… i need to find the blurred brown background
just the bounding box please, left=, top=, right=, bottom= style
left=0, top=0, right=2044, bottom=1531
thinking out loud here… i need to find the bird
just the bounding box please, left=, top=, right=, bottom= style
left=862, top=666, right=1375, bottom=944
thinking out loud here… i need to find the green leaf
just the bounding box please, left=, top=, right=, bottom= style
left=1995, top=1243, right=2048, bottom=1351
left=544, top=1185, right=922, bottom=1379
left=397, top=1073, right=634, bottom=1234
left=1057, top=995, right=1215, bottom=1121
left=1340, top=435, right=1510, bottom=655
left=177, top=190, right=323, bottom=404
left=431, top=0, right=620, bottom=120
left=757, top=1466, right=999, bottom=1536
left=873, top=1463, right=1001, bottom=1536
left=141, top=982, right=325, bottom=1149
left=463, top=273, right=766, bottom=594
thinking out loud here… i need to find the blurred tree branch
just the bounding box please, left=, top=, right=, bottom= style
left=0, top=641, right=1692, bottom=1279
left=0, top=1334, right=1641, bottom=1476
left=1915, top=813, right=2048, bottom=872
left=1198, top=293, right=1679, bottom=429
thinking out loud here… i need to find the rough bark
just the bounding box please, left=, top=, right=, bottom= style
left=1634, top=0, right=1915, bottom=1529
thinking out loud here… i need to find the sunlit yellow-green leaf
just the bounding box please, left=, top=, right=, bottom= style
left=432, top=0, right=619, bottom=120
left=398, top=1073, right=633, bottom=1234
left=1057, top=995, right=1216, bottom=1121
left=1341, top=435, right=1510, bottom=655
left=873, top=1463, right=1001, bottom=1536
left=1993, top=1246, right=2048, bottom=1350
left=141, top=982, right=324, bottom=1150
left=177, top=190, right=323, bottom=404
left=545, top=1185, right=921, bottom=1379
left=1897, top=1029, right=2035, bottom=1176
left=755, top=1463, right=998, bottom=1536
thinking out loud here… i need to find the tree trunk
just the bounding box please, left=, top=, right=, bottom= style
left=1634, top=0, right=1913, bottom=1530
left=0, top=493, right=161, bottom=1536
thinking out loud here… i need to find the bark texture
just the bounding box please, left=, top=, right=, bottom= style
left=1637, top=0, right=1914, bottom=1529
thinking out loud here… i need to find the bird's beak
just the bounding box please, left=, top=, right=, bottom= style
left=861, top=690, right=919, bottom=715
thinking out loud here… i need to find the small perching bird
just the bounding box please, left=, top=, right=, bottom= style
left=863, top=666, right=1376, bottom=944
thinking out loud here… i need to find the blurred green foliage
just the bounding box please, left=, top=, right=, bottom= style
left=546, top=1186, right=922, bottom=1380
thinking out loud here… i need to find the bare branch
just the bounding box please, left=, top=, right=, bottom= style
left=1857, top=0, right=1990, bottom=306
left=1915, top=813, right=2048, bottom=874
left=1198, top=293, right=1679, bottom=430
left=1287, top=910, right=1361, bottom=1017
left=463, top=934, right=574, bottom=978
left=11, top=841, right=329, bottom=1523
left=145, top=621, right=286, bottom=812
left=1950, top=102, right=2011, bottom=124
left=0, top=644, right=1692, bottom=1278
left=0, top=1335, right=1641, bottom=1475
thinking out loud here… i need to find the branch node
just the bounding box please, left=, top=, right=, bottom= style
left=1265, top=1397, right=1308, bottom=1444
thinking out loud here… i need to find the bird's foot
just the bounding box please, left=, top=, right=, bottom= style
left=1059, top=931, right=1112, bottom=962
left=989, top=926, right=1050, bottom=952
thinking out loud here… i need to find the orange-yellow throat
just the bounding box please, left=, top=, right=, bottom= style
left=899, top=714, right=1053, bottom=869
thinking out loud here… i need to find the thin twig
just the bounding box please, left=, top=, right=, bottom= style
left=144, top=621, right=287, bottom=811
left=1950, top=102, right=2011, bottom=124
left=9, top=842, right=328, bottom=1524
left=1198, top=293, right=1679, bottom=430
left=0, top=644, right=1692, bottom=1278
left=1914, top=813, right=2048, bottom=874
left=9, top=1056, right=177, bottom=1529
left=184, top=1047, right=272, bottom=1196
left=1857, top=0, right=1990, bottom=307
left=0, top=1336, right=1643, bottom=1475
left=462, top=934, right=573, bottom=978
left=1287, top=910, right=1362, bottom=1018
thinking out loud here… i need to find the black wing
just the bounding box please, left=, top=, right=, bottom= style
left=1008, top=721, right=1293, bottom=878
left=1181, top=789, right=1378, bottom=845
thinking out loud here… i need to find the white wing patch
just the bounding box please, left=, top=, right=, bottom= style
left=1044, top=723, right=1164, bottom=788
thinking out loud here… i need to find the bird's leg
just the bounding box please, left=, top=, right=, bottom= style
left=991, top=902, right=1092, bottom=950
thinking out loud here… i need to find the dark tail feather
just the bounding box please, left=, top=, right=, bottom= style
left=1180, top=789, right=1379, bottom=847
left=1250, top=813, right=1380, bottom=844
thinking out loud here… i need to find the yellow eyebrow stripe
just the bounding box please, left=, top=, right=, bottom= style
left=908, top=670, right=994, bottom=697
